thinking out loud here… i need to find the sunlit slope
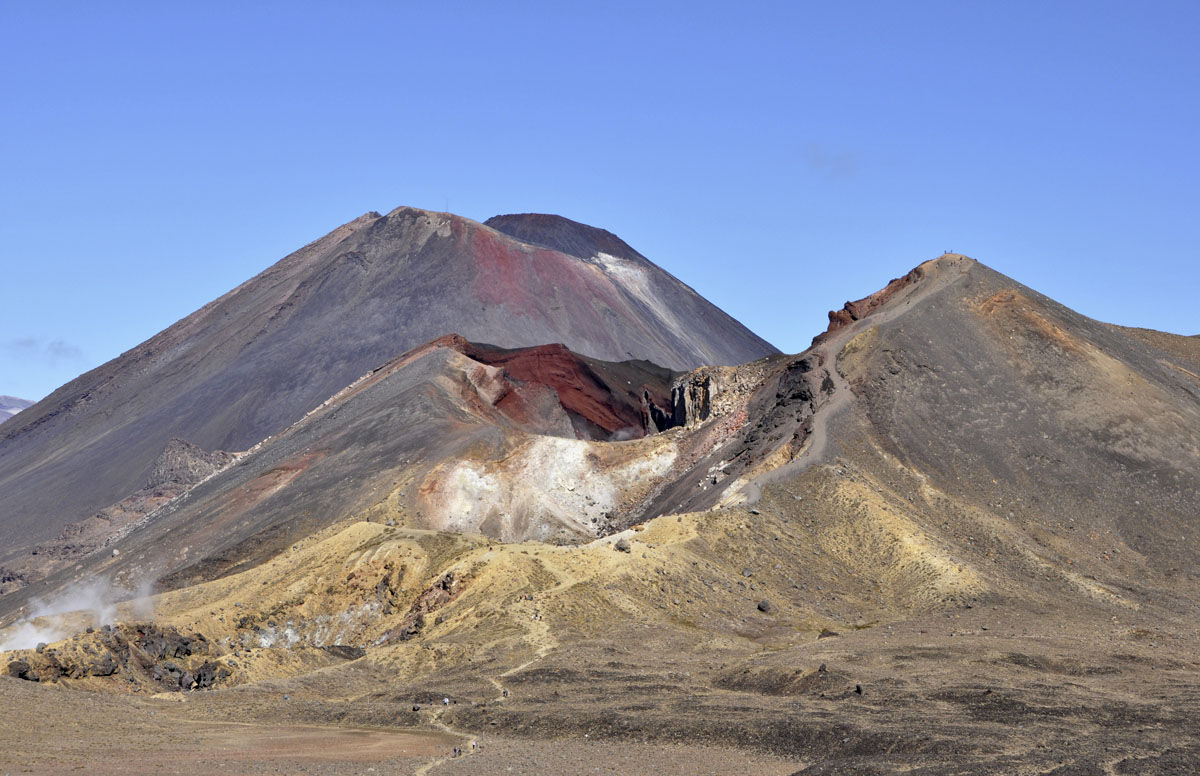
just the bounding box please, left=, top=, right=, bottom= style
left=5, top=254, right=1200, bottom=771
left=0, top=207, right=777, bottom=559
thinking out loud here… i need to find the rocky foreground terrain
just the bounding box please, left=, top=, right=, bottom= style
left=2, top=211, right=1199, bottom=774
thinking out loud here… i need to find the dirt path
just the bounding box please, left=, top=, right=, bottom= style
left=0, top=677, right=459, bottom=776
left=482, top=557, right=580, bottom=705
left=416, top=558, right=578, bottom=773
left=742, top=255, right=972, bottom=502
left=412, top=712, right=472, bottom=776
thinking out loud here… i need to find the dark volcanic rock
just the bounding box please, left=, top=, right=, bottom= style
left=382, top=572, right=465, bottom=644
left=6, top=659, right=31, bottom=678
left=5, top=624, right=226, bottom=692
left=146, top=438, right=235, bottom=489
left=1, top=437, right=234, bottom=594
left=320, top=645, right=367, bottom=661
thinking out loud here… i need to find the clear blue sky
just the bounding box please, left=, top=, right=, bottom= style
left=3, top=2, right=1198, bottom=401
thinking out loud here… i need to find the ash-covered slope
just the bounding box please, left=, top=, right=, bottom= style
left=0, top=336, right=689, bottom=612
left=738, top=254, right=1200, bottom=613
left=5, top=255, right=1200, bottom=773
left=0, top=207, right=776, bottom=557
left=0, top=439, right=236, bottom=597
left=484, top=212, right=776, bottom=370
left=0, top=396, right=32, bottom=424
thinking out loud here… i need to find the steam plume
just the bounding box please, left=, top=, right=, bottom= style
left=0, top=577, right=155, bottom=651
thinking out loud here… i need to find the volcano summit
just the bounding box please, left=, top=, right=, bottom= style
left=0, top=207, right=776, bottom=563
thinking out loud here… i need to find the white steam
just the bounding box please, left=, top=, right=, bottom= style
left=610, top=427, right=642, bottom=442
left=0, top=577, right=156, bottom=652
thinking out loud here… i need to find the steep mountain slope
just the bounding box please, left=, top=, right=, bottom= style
left=7, top=255, right=1198, bottom=619
left=483, top=213, right=772, bottom=369
left=4, top=254, right=1199, bottom=773
left=0, top=396, right=32, bottom=424
left=0, top=208, right=777, bottom=559
left=0, top=336, right=692, bottom=609
left=819, top=257, right=1200, bottom=593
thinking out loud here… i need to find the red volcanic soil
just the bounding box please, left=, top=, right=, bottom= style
left=817, top=263, right=928, bottom=342
left=217, top=452, right=326, bottom=518
left=389, top=335, right=680, bottom=440
left=467, top=225, right=625, bottom=333
left=460, top=341, right=676, bottom=439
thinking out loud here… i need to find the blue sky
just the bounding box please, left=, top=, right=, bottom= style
left=2, top=1, right=1198, bottom=401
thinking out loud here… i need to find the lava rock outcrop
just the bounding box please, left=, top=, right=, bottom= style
left=5, top=624, right=231, bottom=692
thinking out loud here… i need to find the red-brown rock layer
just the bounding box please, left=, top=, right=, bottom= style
left=816, top=264, right=928, bottom=343
left=457, top=341, right=676, bottom=439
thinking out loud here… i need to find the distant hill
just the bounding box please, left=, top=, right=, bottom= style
left=0, top=396, right=32, bottom=424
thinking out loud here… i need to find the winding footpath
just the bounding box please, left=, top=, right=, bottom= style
left=412, top=259, right=973, bottom=771
left=742, top=255, right=973, bottom=502
left=414, top=558, right=576, bottom=774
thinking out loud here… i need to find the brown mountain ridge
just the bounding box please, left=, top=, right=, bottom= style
left=1, top=233, right=1199, bottom=774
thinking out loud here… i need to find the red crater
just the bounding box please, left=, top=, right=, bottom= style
left=425, top=336, right=680, bottom=440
